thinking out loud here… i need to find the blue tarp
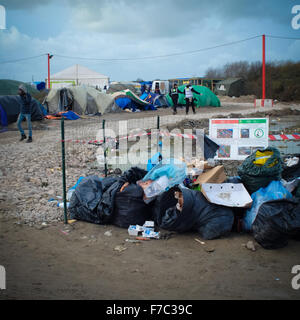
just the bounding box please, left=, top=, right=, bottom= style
left=115, top=96, right=156, bottom=112
left=0, top=103, right=8, bottom=127
left=62, top=111, right=80, bottom=120
left=141, top=93, right=170, bottom=108
left=115, top=97, right=136, bottom=111
left=36, top=82, right=46, bottom=91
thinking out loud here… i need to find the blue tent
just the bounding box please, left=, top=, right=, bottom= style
left=141, top=93, right=170, bottom=108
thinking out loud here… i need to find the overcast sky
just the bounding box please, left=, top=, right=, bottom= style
left=0, top=0, right=299, bottom=82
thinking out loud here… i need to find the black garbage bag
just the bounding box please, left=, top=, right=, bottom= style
left=113, top=184, right=153, bottom=228
left=69, top=167, right=148, bottom=225
left=238, top=147, right=283, bottom=194
left=69, top=176, right=117, bottom=224
left=160, top=187, right=234, bottom=240
left=252, top=199, right=300, bottom=249
left=151, top=187, right=179, bottom=226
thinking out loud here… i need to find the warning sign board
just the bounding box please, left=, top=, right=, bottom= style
left=209, top=118, right=269, bottom=160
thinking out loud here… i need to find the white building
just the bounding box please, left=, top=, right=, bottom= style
left=47, top=64, right=109, bottom=90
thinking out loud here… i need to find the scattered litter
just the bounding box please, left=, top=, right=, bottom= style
left=60, top=229, right=70, bottom=235
left=143, top=221, right=155, bottom=228
left=128, top=225, right=144, bottom=236
left=67, top=219, right=77, bottom=224
left=104, top=230, right=112, bottom=237
left=136, top=237, right=150, bottom=241
left=114, top=245, right=127, bottom=252
left=246, top=241, right=256, bottom=251
left=285, top=157, right=299, bottom=167
left=125, top=239, right=141, bottom=243
left=194, top=238, right=205, bottom=245
left=142, top=228, right=160, bottom=239
left=128, top=222, right=159, bottom=239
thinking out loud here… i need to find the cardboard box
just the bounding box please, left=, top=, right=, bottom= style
left=194, top=165, right=226, bottom=185
left=128, top=225, right=144, bottom=236
left=201, top=183, right=253, bottom=208
left=143, top=221, right=155, bottom=228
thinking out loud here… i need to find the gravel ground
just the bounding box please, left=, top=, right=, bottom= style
left=1, top=102, right=300, bottom=300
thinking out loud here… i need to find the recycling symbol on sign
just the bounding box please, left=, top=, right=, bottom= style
left=254, top=128, right=264, bottom=138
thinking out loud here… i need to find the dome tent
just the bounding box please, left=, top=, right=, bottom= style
left=0, top=95, right=44, bottom=126
left=45, top=86, right=117, bottom=115
left=166, top=85, right=221, bottom=107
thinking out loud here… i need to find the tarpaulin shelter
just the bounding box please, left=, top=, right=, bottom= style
left=112, top=90, right=156, bottom=111
left=141, top=92, right=171, bottom=108
left=215, top=78, right=245, bottom=97
left=166, top=85, right=221, bottom=107
left=45, top=86, right=116, bottom=115
left=0, top=95, right=44, bottom=126
left=48, top=64, right=109, bottom=90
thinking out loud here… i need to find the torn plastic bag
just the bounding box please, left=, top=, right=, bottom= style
left=113, top=184, right=153, bottom=228
left=243, top=180, right=293, bottom=231
left=238, top=147, right=283, bottom=194
left=282, top=154, right=300, bottom=181
left=142, top=158, right=187, bottom=196
left=159, top=186, right=234, bottom=240
left=252, top=199, right=300, bottom=249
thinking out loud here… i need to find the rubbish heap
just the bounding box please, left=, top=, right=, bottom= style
left=68, top=147, right=300, bottom=250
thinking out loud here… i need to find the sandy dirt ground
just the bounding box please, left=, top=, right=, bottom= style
left=0, top=102, right=300, bottom=300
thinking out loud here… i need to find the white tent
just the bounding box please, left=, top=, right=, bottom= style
left=48, top=64, right=109, bottom=90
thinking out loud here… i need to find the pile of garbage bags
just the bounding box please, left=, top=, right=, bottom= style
left=68, top=148, right=300, bottom=249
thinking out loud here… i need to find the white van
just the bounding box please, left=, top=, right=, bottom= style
left=151, top=80, right=170, bottom=95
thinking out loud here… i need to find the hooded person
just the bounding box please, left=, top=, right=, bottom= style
left=17, top=84, right=33, bottom=143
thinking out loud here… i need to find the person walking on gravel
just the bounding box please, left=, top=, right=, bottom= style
left=17, top=84, right=33, bottom=143
left=178, top=83, right=200, bottom=115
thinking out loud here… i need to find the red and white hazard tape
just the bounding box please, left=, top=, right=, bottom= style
left=269, top=134, right=300, bottom=141
left=61, top=132, right=300, bottom=144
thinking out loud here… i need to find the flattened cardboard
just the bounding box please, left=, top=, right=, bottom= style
left=201, top=183, right=253, bottom=208
left=194, top=165, right=226, bottom=185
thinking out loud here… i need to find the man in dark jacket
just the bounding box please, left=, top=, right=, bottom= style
left=17, top=84, right=33, bottom=143
left=170, top=83, right=179, bottom=115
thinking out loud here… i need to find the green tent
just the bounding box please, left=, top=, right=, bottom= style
left=166, top=84, right=221, bottom=107
left=0, top=79, right=39, bottom=96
